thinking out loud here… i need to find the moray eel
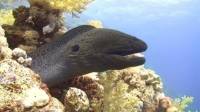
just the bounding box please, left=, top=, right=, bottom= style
left=30, top=25, right=147, bottom=87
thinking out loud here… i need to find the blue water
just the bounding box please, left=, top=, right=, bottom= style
left=72, top=0, right=200, bottom=110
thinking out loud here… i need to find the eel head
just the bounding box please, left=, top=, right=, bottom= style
left=64, top=28, right=147, bottom=74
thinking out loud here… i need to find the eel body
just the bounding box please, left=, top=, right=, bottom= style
left=30, top=25, right=147, bottom=87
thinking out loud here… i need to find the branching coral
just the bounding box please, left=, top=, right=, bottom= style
left=172, top=96, right=193, bottom=112
left=98, top=66, right=164, bottom=112
left=99, top=71, right=141, bottom=112
left=88, top=20, right=103, bottom=28
left=28, top=0, right=93, bottom=14
left=0, top=9, right=15, bottom=25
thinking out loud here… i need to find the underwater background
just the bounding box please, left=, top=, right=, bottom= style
left=67, top=0, right=200, bottom=110
left=1, top=0, right=199, bottom=111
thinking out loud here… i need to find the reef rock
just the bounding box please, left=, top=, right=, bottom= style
left=0, top=26, right=65, bottom=112
left=0, top=26, right=12, bottom=61
left=97, top=66, right=164, bottom=112
left=51, top=73, right=104, bottom=112
left=63, top=87, right=90, bottom=112
left=2, top=4, right=66, bottom=52
left=0, top=59, right=40, bottom=111
left=56, top=66, right=166, bottom=112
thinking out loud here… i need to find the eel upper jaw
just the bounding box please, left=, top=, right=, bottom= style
left=105, top=37, right=147, bottom=60
left=104, top=47, right=147, bottom=66
left=106, top=47, right=146, bottom=58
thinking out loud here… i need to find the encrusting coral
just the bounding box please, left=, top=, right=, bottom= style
left=65, top=73, right=104, bottom=112
left=63, top=87, right=90, bottom=112
left=0, top=26, right=65, bottom=112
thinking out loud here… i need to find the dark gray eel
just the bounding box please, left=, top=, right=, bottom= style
left=29, top=25, right=147, bottom=87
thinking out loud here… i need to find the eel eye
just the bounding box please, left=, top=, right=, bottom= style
left=72, top=45, right=80, bottom=52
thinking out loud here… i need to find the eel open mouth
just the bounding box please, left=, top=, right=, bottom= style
left=125, top=52, right=144, bottom=58
left=105, top=45, right=147, bottom=66
left=103, top=49, right=146, bottom=68
left=106, top=38, right=147, bottom=59
left=107, top=48, right=146, bottom=58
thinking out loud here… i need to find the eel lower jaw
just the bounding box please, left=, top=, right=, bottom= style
left=106, top=52, right=146, bottom=67
left=108, top=51, right=146, bottom=62
left=106, top=50, right=145, bottom=59
left=123, top=52, right=146, bottom=66
left=123, top=52, right=145, bottom=58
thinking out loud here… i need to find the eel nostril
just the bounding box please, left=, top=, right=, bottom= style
left=72, top=45, right=80, bottom=52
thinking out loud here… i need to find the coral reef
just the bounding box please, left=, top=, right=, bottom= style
left=0, top=9, right=15, bottom=25
left=0, top=0, right=194, bottom=112
left=2, top=5, right=65, bottom=52
left=1, top=0, right=93, bottom=52
left=65, top=73, right=104, bottom=112
left=50, top=73, right=104, bottom=112
left=172, top=96, right=193, bottom=112
left=63, top=87, right=89, bottom=112
left=12, top=48, right=32, bottom=66
left=0, top=59, right=65, bottom=111
left=0, top=25, right=193, bottom=111
left=88, top=20, right=103, bottom=28
left=29, top=0, right=93, bottom=14
left=50, top=66, right=192, bottom=112
left=0, top=26, right=65, bottom=111
left=98, top=66, right=164, bottom=112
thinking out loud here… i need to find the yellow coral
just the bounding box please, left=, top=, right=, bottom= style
left=29, top=0, right=93, bottom=14
left=99, top=70, right=141, bottom=112
left=0, top=9, right=15, bottom=25
left=0, top=0, right=15, bottom=3
left=172, top=96, right=193, bottom=112
left=98, top=66, right=165, bottom=112
left=88, top=20, right=103, bottom=28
